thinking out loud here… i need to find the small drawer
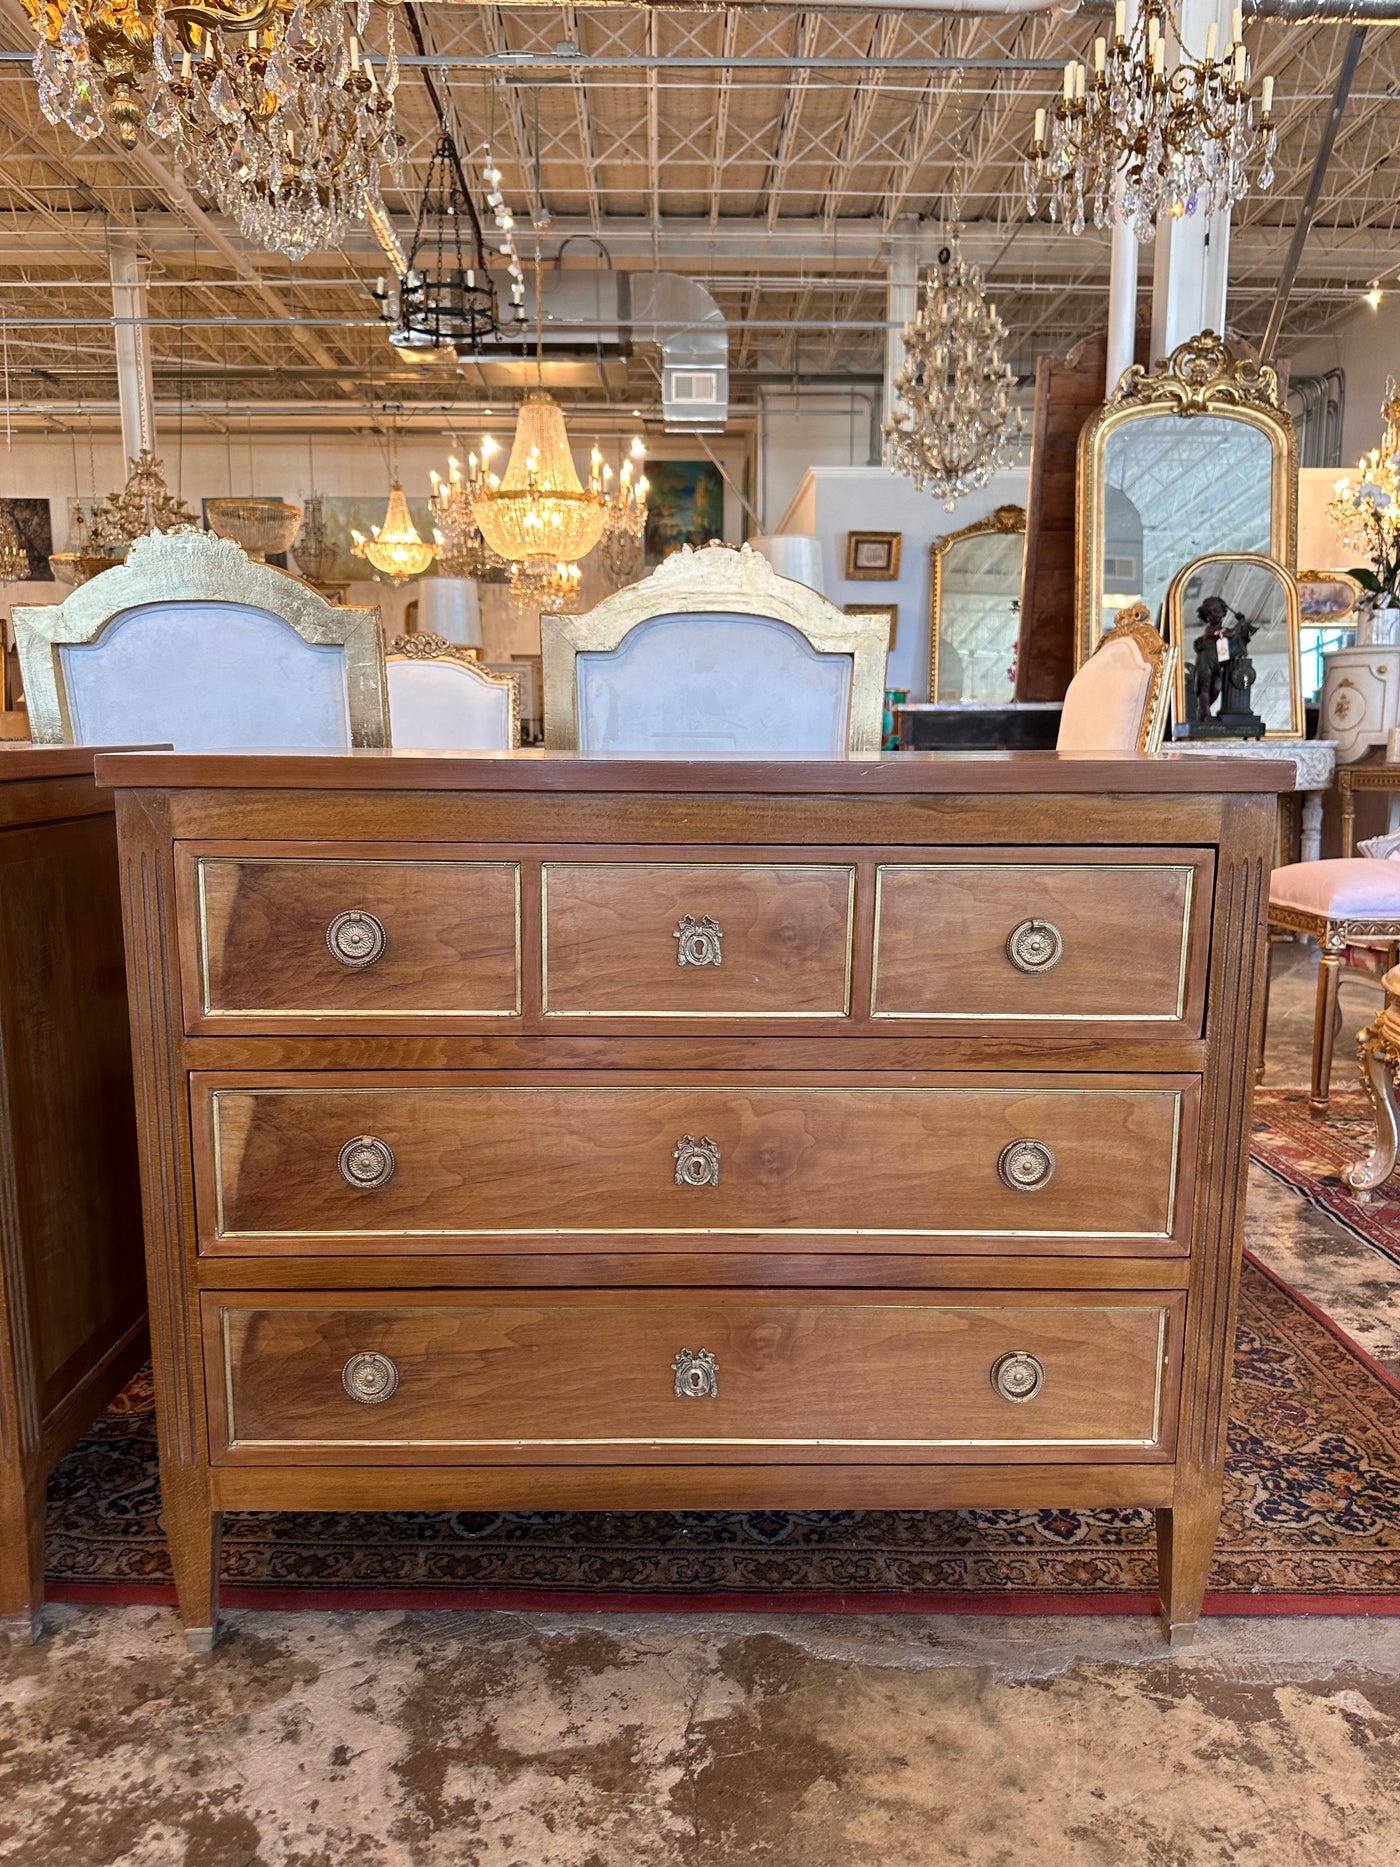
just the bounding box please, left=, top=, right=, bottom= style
left=204, top=1288, right=1183, bottom=1465
left=542, top=862, right=854, bottom=1018
left=871, top=851, right=1211, bottom=1030
left=193, top=1074, right=1195, bottom=1256
left=181, top=849, right=521, bottom=1032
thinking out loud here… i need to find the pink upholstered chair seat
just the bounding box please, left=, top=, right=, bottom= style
left=1270, top=859, right=1400, bottom=919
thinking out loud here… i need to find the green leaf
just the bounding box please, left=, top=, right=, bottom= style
left=1351, top=567, right=1384, bottom=593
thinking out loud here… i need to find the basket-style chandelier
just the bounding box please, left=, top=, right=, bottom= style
left=351, top=482, right=436, bottom=585
left=292, top=491, right=339, bottom=585
left=464, top=392, right=609, bottom=571
left=26, top=0, right=402, bottom=259
left=379, top=128, right=507, bottom=355
left=882, top=235, right=1021, bottom=508
left=1023, top=0, right=1276, bottom=239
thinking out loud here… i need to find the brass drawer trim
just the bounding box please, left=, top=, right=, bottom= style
left=195, top=856, right=524, bottom=1019
left=218, top=1304, right=1169, bottom=1452
left=540, top=862, right=856, bottom=1019
left=869, top=862, right=1197, bottom=1022
left=206, top=1084, right=1183, bottom=1242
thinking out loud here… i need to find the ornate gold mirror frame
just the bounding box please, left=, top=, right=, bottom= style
left=1166, top=551, right=1305, bottom=739
left=927, top=503, right=1026, bottom=701
left=1075, top=332, right=1297, bottom=668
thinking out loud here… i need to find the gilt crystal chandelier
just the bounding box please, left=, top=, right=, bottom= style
left=428, top=458, right=506, bottom=579
left=27, top=0, right=402, bottom=259
left=882, top=234, right=1021, bottom=508
left=463, top=393, right=609, bottom=572
left=0, top=514, right=28, bottom=584
left=1327, top=377, right=1400, bottom=597
left=351, top=482, right=435, bottom=585
left=1024, top=0, right=1276, bottom=239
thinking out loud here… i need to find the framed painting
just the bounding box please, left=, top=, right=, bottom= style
left=643, top=461, right=725, bottom=565
left=845, top=531, right=902, bottom=580
left=1298, top=569, right=1363, bottom=625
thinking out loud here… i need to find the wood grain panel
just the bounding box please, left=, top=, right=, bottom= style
left=872, top=852, right=1210, bottom=1028
left=182, top=847, right=520, bottom=1033
left=194, top=1074, right=1194, bottom=1256
left=204, top=1288, right=1182, bottom=1465
left=542, top=862, right=854, bottom=1017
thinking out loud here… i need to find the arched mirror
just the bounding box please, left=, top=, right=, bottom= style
left=1076, top=334, right=1296, bottom=667
left=1166, top=552, right=1304, bottom=739
left=928, top=505, right=1026, bottom=704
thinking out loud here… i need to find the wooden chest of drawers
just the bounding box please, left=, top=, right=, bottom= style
left=96, top=749, right=1288, bottom=1650
left=0, top=747, right=147, bottom=1643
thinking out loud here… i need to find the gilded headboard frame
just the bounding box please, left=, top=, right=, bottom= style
left=928, top=502, right=1026, bottom=701
left=540, top=540, right=891, bottom=752
left=14, top=528, right=389, bottom=747
left=1074, top=331, right=1298, bottom=669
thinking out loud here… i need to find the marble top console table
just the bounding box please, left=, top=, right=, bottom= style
left=1166, top=739, right=1336, bottom=863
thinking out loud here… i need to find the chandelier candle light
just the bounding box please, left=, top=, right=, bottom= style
left=882, top=233, right=1021, bottom=509
left=351, top=482, right=436, bottom=586
left=1023, top=1, right=1276, bottom=238
left=464, top=393, right=609, bottom=573
left=428, top=457, right=506, bottom=579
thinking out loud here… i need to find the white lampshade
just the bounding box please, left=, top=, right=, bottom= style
left=749, top=534, right=825, bottom=594
left=418, top=576, right=483, bottom=648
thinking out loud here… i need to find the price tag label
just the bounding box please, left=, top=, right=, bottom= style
left=1217, top=638, right=1230, bottom=663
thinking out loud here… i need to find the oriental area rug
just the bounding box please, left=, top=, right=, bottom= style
left=1251, top=1086, right=1400, bottom=1266
left=43, top=1258, right=1400, bottom=1618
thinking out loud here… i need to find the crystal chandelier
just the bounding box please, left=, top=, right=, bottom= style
left=87, top=450, right=196, bottom=559
left=510, top=559, right=581, bottom=611
left=1328, top=377, right=1400, bottom=598
left=464, top=392, right=609, bottom=571
left=351, top=482, right=435, bottom=585
left=1024, top=1, right=1276, bottom=239
left=292, top=491, right=339, bottom=585
left=595, top=442, right=649, bottom=586
left=882, top=234, right=1022, bottom=509
left=378, top=128, right=503, bottom=356
left=428, top=458, right=506, bottom=579
left=0, top=514, right=28, bottom=583
left=26, top=0, right=402, bottom=260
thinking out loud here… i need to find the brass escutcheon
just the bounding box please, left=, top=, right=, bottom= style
left=342, top=1351, right=400, bottom=1405
left=674, top=1136, right=720, bottom=1187
left=990, top=1351, right=1045, bottom=1404
left=673, top=1348, right=718, bottom=1398
left=674, top=913, right=723, bottom=968
left=338, top=1135, right=395, bottom=1189
left=997, top=1138, right=1056, bottom=1192
left=327, top=908, right=387, bottom=969
left=1006, top=918, right=1064, bottom=974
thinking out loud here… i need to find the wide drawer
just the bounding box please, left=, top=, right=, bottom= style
left=871, top=852, right=1211, bottom=1028
left=203, top=1288, right=1183, bottom=1465
left=193, top=1074, right=1195, bottom=1256
left=179, top=847, right=522, bottom=1032
left=542, top=861, right=855, bottom=1017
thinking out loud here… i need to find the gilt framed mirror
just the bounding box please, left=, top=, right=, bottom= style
left=1076, top=334, right=1297, bottom=668
left=928, top=504, right=1026, bottom=704
left=1166, top=552, right=1304, bottom=739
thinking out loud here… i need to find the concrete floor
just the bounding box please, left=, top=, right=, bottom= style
left=5, top=942, right=1400, bottom=1867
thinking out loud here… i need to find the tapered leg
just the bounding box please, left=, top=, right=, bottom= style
left=1156, top=1485, right=1222, bottom=1647
left=1347, top=1022, right=1400, bottom=1200
left=0, top=1474, right=44, bottom=1646
left=1256, top=937, right=1274, bottom=1085
left=1310, top=947, right=1344, bottom=1115
left=162, top=1468, right=221, bottom=1653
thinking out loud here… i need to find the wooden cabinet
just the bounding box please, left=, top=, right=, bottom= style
left=0, top=748, right=147, bottom=1643
left=97, top=749, right=1288, bottom=1651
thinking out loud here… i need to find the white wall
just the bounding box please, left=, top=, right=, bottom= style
left=774, top=463, right=1031, bottom=700
left=1289, top=302, right=1399, bottom=465
left=757, top=391, right=881, bottom=534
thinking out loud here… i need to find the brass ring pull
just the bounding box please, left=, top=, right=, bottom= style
left=997, top=1138, right=1056, bottom=1193
left=342, top=1351, right=399, bottom=1405
left=674, top=1135, right=720, bottom=1188
left=327, top=909, right=387, bottom=969
left=673, top=1349, right=718, bottom=1398
left=991, top=1351, right=1045, bottom=1404
left=338, top=1135, right=395, bottom=1189
left=674, top=913, right=723, bottom=968
left=1006, top=919, right=1063, bottom=974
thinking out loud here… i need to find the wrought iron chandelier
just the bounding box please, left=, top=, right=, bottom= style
left=1024, top=0, right=1276, bottom=238
left=378, top=128, right=509, bottom=356
left=351, top=482, right=435, bottom=585
left=27, top=0, right=402, bottom=259
left=882, top=234, right=1021, bottom=509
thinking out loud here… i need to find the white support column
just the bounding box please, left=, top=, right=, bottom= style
left=1105, top=0, right=1141, bottom=396
left=109, top=233, right=155, bottom=464
left=1149, top=0, right=1236, bottom=358
left=884, top=218, right=920, bottom=427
